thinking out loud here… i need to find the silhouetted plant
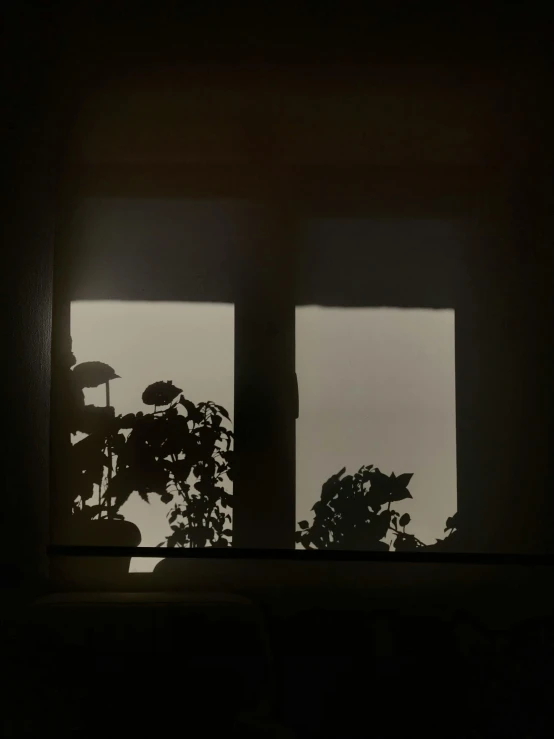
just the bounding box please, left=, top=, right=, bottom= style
left=68, top=356, right=233, bottom=547
left=109, top=391, right=234, bottom=548
left=426, top=511, right=460, bottom=551
left=296, top=465, right=437, bottom=551
left=69, top=360, right=122, bottom=522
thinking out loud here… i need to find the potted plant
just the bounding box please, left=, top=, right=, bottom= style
left=105, top=382, right=233, bottom=550
left=64, top=351, right=233, bottom=577
left=66, top=359, right=141, bottom=576
left=296, top=465, right=456, bottom=552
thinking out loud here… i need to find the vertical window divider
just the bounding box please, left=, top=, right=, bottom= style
left=232, top=196, right=297, bottom=549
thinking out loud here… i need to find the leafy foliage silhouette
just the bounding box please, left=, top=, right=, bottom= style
left=68, top=351, right=233, bottom=547
left=297, top=465, right=457, bottom=551
left=66, top=346, right=454, bottom=553
left=426, top=511, right=460, bottom=551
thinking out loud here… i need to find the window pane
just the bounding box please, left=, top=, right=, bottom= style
left=55, top=198, right=243, bottom=572
left=70, top=300, right=234, bottom=571
left=295, top=218, right=458, bottom=552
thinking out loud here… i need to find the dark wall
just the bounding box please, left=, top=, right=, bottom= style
left=4, top=7, right=63, bottom=588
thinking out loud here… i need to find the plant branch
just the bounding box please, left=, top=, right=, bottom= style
left=171, top=453, right=192, bottom=504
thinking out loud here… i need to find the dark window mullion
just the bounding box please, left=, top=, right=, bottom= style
left=233, top=204, right=296, bottom=549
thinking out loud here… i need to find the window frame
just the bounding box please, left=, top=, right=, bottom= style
left=48, top=160, right=515, bottom=588
left=49, top=163, right=299, bottom=579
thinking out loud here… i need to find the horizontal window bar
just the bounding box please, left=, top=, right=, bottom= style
left=48, top=545, right=554, bottom=566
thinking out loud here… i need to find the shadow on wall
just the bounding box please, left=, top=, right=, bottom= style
left=62, top=341, right=457, bottom=561
left=64, top=344, right=234, bottom=562
left=297, top=466, right=459, bottom=552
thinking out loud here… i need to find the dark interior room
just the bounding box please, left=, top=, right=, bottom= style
left=3, top=5, right=553, bottom=737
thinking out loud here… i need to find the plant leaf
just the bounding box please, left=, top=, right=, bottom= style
left=117, top=413, right=136, bottom=429
left=215, top=404, right=230, bottom=421
left=72, top=361, right=120, bottom=389
left=180, top=396, right=203, bottom=423
left=221, top=491, right=233, bottom=509
left=142, top=381, right=183, bottom=406
left=395, top=473, right=413, bottom=487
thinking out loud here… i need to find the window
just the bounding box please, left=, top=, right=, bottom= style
left=51, top=178, right=466, bottom=579
left=295, top=216, right=459, bottom=552
left=52, top=196, right=248, bottom=572
left=67, top=196, right=240, bottom=571
left=39, top=64, right=551, bottom=585
left=51, top=180, right=299, bottom=575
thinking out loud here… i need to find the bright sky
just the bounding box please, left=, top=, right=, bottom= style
left=71, top=301, right=456, bottom=571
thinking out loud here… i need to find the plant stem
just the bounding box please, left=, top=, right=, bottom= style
left=171, top=454, right=191, bottom=503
